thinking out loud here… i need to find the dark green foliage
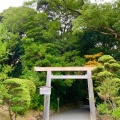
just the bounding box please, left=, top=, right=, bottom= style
left=51, top=80, right=88, bottom=109
left=30, top=91, right=44, bottom=110
left=77, top=30, right=120, bottom=58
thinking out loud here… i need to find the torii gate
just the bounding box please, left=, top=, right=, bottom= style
left=34, top=67, right=96, bottom=120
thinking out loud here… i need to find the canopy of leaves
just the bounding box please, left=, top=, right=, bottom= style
left=72, top=1, right=120, bottom=39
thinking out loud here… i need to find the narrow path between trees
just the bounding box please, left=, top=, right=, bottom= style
left=50, top=107, right=90, bottom=120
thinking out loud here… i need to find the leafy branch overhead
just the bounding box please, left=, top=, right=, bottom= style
left=72, top=2, right=120, bottom=40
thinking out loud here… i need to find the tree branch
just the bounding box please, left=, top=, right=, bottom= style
left=100, top=27, right=120, bottom=40
left=62, top=0, right=81, bottom=15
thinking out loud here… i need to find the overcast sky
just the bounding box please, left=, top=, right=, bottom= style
left=0, top=0, right=26, bottom=13
left=0, top=0, right=115, bottom=13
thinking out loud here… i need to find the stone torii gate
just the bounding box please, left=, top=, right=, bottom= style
left=34, top=67, right=96, bottom=120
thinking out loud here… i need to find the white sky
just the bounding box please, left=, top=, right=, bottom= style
left=91, top=0, right=116, bottom=3
left=0, top=0, right=116, bottom=13
left=0, top=0, right=26, bottom=13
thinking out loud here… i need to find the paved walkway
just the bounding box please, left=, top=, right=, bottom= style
left=50, top=107, right=90, bottom=120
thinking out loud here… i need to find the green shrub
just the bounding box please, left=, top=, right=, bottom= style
left=0, top=78, right=36, bottom=120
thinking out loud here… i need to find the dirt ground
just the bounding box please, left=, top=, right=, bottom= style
left=0, top=106, right=43, bottom=120
left=0, top=105, right=115, bottom=120
left=97, top=114, right=114, bottom=120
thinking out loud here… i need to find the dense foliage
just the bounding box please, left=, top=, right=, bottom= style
left=0, top=0, right=120, bottom=119
left=92, top=55, right=120, bottom=119
left=0, top=78, right=36, bottom=120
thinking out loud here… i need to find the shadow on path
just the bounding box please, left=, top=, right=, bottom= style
left=50, top=107, right=90, bottom=120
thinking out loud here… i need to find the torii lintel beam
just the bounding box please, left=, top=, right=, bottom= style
left=34, top=67, right=94, bottom=71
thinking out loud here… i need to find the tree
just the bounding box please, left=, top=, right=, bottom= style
left=78, top=30, right=120, bottom=59
left=0, top=24, right=15, bottom=80
left=0, top=78, right=36, bottom=120
left=92, top=55, right=120, bottom=119
left=24, top=0, right=85, bottom=37
left=84, top=52, right=103, bottom=66
left=72, top=2, right=120, bottom=59
left=1, top=7, right=36, bottom=34
left=72, top=1, right=120, bottom=39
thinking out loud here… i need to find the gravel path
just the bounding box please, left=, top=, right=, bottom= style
left=50, top=107, right=90, bottom=120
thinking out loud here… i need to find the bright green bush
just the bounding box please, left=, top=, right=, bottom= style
left=0, top=78, right=36, bottom=120
left=93, top=55, right=120, bottom=119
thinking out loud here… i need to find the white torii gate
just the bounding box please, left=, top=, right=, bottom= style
left=34, top=67, right=96, bottom=120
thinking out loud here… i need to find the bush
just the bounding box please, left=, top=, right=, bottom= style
left=92, top=55, right=120, bottom=119
left=0, top=78, right=36, bottom=120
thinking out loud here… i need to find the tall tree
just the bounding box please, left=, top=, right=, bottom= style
left=72, top=1, right=120, bottom=60
left=72, top=1, right=120, bottom=40
left=78, top=30, right=120, bottom=59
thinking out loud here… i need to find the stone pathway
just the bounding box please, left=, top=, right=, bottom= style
left=50, top=107, right=90, bottom=120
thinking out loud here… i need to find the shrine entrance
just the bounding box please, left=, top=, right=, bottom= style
left=34, top=67, right=96, bottom=120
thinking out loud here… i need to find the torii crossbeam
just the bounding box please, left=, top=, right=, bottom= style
left=34, top=67, right=96, bottom=120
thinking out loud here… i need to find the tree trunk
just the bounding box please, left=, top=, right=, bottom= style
left=15, top=112, right=17, bottom=120
left=8, top=103, right=13, bottom=120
